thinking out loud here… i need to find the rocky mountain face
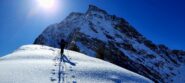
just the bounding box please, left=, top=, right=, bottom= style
left=34, top=5, right=185, bottom=82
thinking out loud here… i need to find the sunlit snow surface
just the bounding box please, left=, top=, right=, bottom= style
left=0, top=45, right=153, bottom=83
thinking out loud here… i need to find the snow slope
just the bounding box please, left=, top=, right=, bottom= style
left=0, top=45, right=153, bottom=83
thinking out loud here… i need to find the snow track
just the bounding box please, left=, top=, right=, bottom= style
left=53, top=51, right=76, bottom=83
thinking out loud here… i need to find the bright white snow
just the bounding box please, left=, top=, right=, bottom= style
left=0, top=45, right=153, bottom=83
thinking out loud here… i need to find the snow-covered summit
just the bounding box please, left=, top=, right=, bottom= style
left=86, top=5, right=108, bottom=15
left=0, top=45, right=153, bottom=83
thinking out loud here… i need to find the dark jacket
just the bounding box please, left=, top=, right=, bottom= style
left=60, top=39, right=67, bottom=54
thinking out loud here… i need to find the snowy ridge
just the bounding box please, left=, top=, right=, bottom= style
left=34, top=5, right=185, bottom=82
left=0, top=45, right=152, bottom=83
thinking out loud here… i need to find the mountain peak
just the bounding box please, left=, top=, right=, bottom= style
left=86, top=5, right=107, bottom=14
left=34, top=5, right=185, bottom=82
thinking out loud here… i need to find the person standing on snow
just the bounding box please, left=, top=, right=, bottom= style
left=60, top=39, right=76, bottom=66
left=60, top=39, right=67, bottom=55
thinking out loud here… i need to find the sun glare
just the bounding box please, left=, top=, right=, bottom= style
left=35, top=0, right=59, bottom=12
left=37, top=0, right=55, bottom=9
left=28, top=0, right=63, bottom=18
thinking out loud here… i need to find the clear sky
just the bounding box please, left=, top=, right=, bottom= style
left=0, top=0, right=185, bottom=56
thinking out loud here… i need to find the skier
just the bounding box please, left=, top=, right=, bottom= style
left=60, top=39, right=67, bottom=56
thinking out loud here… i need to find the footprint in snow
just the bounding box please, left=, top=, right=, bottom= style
left=51, top=69, right=55, bottom=71
left=51, top=72, right=56, bottom=75
left=69, top=69, right=73, bottom=71
left=72, top=75, right=75, bottom=78
left=50, top=77, right=57, bottom=82
left=72, top=81, right=77, bottom=83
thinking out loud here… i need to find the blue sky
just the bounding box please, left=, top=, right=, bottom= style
left=0, top=0, right=185, bottom=56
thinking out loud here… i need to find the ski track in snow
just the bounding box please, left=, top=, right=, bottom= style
left=51, top=50, right=77, bottom=83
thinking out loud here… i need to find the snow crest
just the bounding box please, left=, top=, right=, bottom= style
left=0, top=45, right=153, bottom=83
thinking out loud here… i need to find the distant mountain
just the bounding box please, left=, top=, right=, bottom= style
left=34, top=5, right=185, bottom=82
left=0, top=45, right=152, bottom=83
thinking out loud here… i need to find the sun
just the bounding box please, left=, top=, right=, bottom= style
left=27, top=0, right=63, bottom=18
left=35, top=0, right=59, bottom=12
